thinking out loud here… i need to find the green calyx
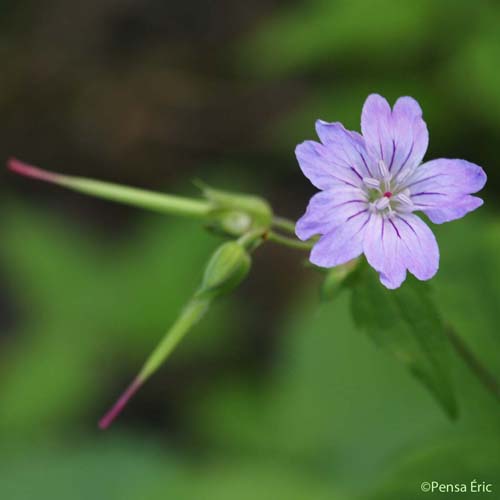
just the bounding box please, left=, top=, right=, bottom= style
left=199, top=183, right=273, bottom=236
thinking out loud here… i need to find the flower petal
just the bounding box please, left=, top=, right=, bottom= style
left=361, top=94, right=393, bottom=165
left=424, top=196, right=483, bottom=224
left=363, top=213, right=439, bottom=289
left=295, top=187, right=367, bottom=241
left=315, top=120, right=377, bottom=178
left=361, top=94, right=429, bottom=177
left=310, top=210, right=370, bottom=267
left=391, top=96, right=429, bottom=179
left=363, top=214, right=407, bottom=289
left=295, top=140, right=364, bottom=190
left=406, top=158, right=487, bottom=223
left=395, top=214, right=439, bottom=281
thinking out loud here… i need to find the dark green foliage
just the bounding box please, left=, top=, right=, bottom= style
left=349, top=262, right=458, bottom=418
left=0, top=203, right=498, bottom=499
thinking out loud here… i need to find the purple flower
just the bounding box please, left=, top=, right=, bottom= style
left=295, top=94, right=487, bottom=289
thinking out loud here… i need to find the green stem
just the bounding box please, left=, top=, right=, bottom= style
left=62, top=177, right=212, bottom=217
left=9, top=158, right=212, bottom=218
left=267, top=231, right=315, bottom=251
left=445, top=326, right=500, bottom=402
left=272, top=215, right=297, bottom=234
left=138, top=298, right=210, bottom=382
left=99, top=297, right=210, bottom=429
left=238, top=228, right=267, bottom=252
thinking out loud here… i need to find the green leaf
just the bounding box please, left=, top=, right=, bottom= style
left=348, top=261, right=458, bottom=419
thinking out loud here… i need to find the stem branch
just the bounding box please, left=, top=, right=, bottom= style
left=267, top=231, right=314, bottom=251
left=272, top=215, right=297, bottom=234
left=445, top=326, right=500, bottom=402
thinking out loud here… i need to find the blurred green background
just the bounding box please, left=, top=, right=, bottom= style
left=1, top=1, right=499, bottom=498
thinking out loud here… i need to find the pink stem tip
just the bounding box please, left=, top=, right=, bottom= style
left=7, top=157, right=60, bottom=183
left=98, top=377, right=143, bottom=430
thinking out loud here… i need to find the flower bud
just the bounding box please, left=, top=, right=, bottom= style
left=197, top=241, right=251, bottom=299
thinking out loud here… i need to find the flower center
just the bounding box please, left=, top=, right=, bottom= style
left=362, top=161, right=415, bottom=217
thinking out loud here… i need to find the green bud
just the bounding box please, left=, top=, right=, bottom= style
left=197, top=241, right=251, bottom=299
left=198, top=182, right=272, bottom=230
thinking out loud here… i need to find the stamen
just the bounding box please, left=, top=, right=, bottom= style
left=377, top=160, right=390, bottom=180
left=375, top=197, right=390, bottom=210
left=397, top=192, right=412, bottom=205
left=363, top=177, right=381, bottom=190
left=395, top=165, right=417, bottom=186
left=393, top=189, right=415, bottom=212
left=383, top=191, right=392, bottom=198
